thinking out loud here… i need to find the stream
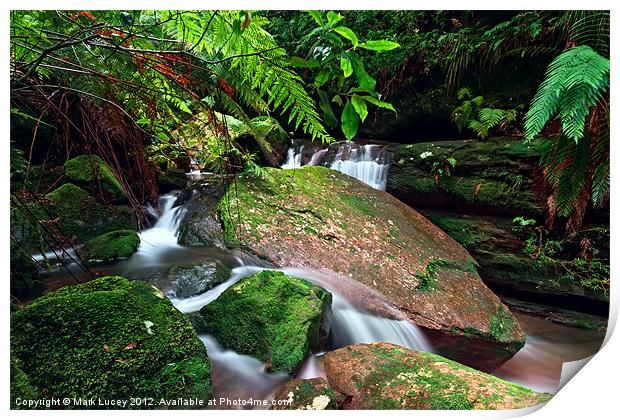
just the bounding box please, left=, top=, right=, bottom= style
left=34, top=147, right=606, bottom=408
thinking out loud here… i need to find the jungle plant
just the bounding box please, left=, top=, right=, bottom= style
left=288, top=11, right=400, bottom=140
left=451, top=88, right=520, bottom=139
left=430, top=156, right=457, bottom=182
left=523, top=11, right=609, bottom=234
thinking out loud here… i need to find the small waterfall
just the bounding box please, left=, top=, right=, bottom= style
left=280, top=146, right=303, bottom=169
left=281, top=141, right=391, bottom=191
left=136, top=192, right=185, bottom=254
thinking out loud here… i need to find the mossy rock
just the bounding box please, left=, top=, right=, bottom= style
left=387, top=138, right=546, bottom=216
left=168, top=260, right=231, bottom=299
left=157, top=169, right=187, bottom=193
left=10, top=244, right=42, bottom=299
left=43, top=183, right=136, bottom=243
left=323, top=342, right=551, bottom=410
left=64, top=154, right=126, bottom=201
left=81, top=230, right=141, bottom=262
left=10, top=357, right=39, bottom=408
left=200, top=270, right=332, bottom=375
left=272, top=378, right=343, bottom=410
left=10, top=276, right=212, bottom=407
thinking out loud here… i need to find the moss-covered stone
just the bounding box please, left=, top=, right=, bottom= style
left=43, top=183, right=136, bottom=243
left=323, top=342, right=551, bottom=410
left=387, top=138, right=546, bottom=216
left=200, top=270, right=332, bottom=375
left=10, top=244, right=42, bottom=299
left=81, top=230, right=140, bottom=262
left=272, top=378, right=343, bottom=410
left=10, top=276, right=212, bottom=407
left=64, top=154, right=126, bottom=201
left=206, top=166, right=524, bottom=369
left=10, top=357, right=39, bottom=408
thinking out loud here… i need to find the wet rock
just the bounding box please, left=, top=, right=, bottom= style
left=322, top=342, right=551, bottom=410
left=200, top=270, right=332, bottom=375
left=10, top=276, right=212, bottom=406
left=176, top=181, right=226, bottom=248
left=81, top=230, right=140, bottom=262
left=64, top=154, right=127, bottom=201
left=167, top=260, right=230, bottom=299
left=211, top=166, right=525, bottom=370
left=157, top=168, right=187, bottom=193
left=271, top=378, right=343, bottom=410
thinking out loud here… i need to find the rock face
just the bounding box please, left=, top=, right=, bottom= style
left=271, top=378, right=343, bottom=410
left=64, top=154, right=127, bottom=201
left=322, top=342, right=551, bottom=410
left=10, top=276, right=212, bottom=406
left=210, top=166, right=524, bottom=369
left=200, top=270, right=332, bottom=375
left=81, top=230, right=140, bottom=262
left=167, top=260, right=230, bottom=299
left=177, top=181, right=226, bottom=247
left=387, top=138, right=546, bottom=217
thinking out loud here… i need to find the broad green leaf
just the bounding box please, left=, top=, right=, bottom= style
left=314, top=69, right=332, bottom=88
left=351, top=95, right=368, bottom=122
left=318, top=89, right=338, bottom=128
left=333, top=26, right=358, bottom=47
left=340, top=55, right=353, bottom=78
left=362, top=96, right=397, bottom=113
left=291, top=56, right=320, bottom=68
left=307, top=10, right=324, bottom=27
left=326, top=11, right=344, bottom=27
left=358, top=39, right=400, bottom=51
left=350, top=55, right=376, bottom=91
left=341, top=101, right=360, bottom=140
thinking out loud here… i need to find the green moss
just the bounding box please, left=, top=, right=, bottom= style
left=10, top=276, right=212, bottom=406
left=415, top=258, right=478, bottom=292
left=200, top=270, right=332, bottom=375
left=340, top=193, right=376, bottom=217
left=43, top=183, right=135, bottom=242
left=426, top=215, right=486, bottom=248
left=64, top=154, right=126, bottom=201
left=10, top=358, right=39, bottom=408
left=81, top=230, right=140, bottom=262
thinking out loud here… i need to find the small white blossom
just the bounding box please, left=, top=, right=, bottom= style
left=419, top=151, right=433, bottom=159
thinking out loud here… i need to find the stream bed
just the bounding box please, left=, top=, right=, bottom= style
left=35, top=190, right=606, bottom=408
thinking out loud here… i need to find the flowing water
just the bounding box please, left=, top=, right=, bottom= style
left=281, top=140, right=391, bottom=190
left=33, top=189, right=606, bottom=407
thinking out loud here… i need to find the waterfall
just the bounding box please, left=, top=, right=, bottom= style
left=281, top=141, right=391, bottom=191
left=135, top=192, right=185, bottom=255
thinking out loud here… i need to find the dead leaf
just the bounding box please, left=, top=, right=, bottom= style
left=103, top=344, right=110, bottom=353
left=123, top=342, right=137, bottom=350
left=475, top=183, right=481, bottom=195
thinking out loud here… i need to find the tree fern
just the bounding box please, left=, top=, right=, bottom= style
left=524, top=46, right=609, bottom=142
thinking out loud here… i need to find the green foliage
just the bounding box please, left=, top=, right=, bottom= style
left=283, top=11, right=399, bottom=140
left=10, top=244, right=42, bottom=298
left=10, top=276, right=213, bottom=405
left=452, top=89, right=519, bottom=139
left=200, top=270, right=332, bottom=374
left=430, top=157, right=457, bottom=182
left=524, top=46, right=609, bottom=142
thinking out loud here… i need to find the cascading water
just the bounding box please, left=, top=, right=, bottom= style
left=280, top=141, right=391, bottom=191
left=137, top=192, right=185, bottom=254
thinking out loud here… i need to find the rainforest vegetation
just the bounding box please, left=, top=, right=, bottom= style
left=10, top=10, right=609, bottom=410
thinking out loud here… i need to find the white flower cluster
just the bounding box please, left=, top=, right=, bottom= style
left=419, top=151, right=433, bottom=159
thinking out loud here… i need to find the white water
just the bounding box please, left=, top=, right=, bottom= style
left=281, top=141, right=390, bottom=190
left=171, top=265, right=432, bottom=353
left=280, top=146, right=303, bottom=169
left=136, top=192, right=185, bottom=255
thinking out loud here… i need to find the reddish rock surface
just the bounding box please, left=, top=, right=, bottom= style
left=213, top=166, right=525, bottom=369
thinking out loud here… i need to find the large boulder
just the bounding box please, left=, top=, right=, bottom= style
left=200, top=270, right=332, bottom=375
left=81, top=230, right=140, bottom=262
left=43, top=183, right=136, bottom=243
left=208, top=166, right=524, bottom=370
left=322, top=342, right=551, bottom=410
left=64, top=154, right=127, bottom=201
left=167, top=259, right=231, bottom=299
left=10, top=276, right=212, bottom=407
